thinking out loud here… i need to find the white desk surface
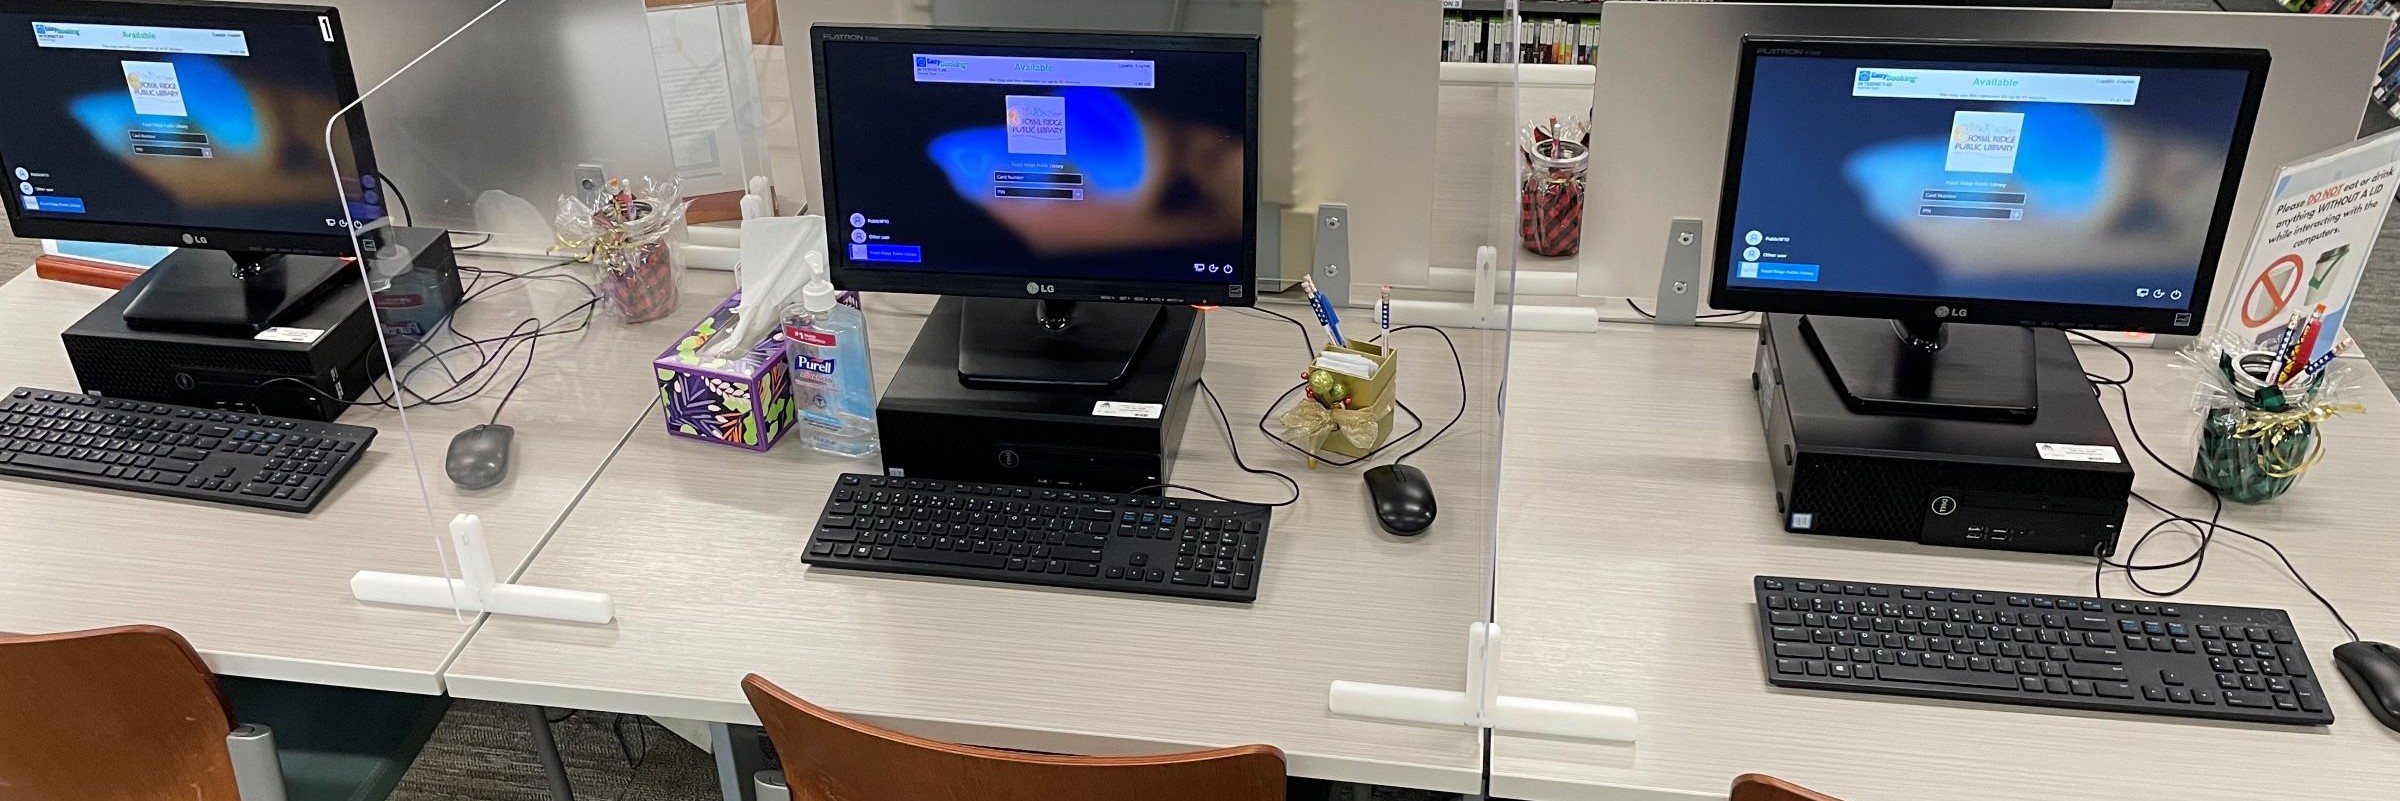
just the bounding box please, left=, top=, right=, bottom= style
left=1489, top=323, right=2400, bottom=801
left=443, top=296, right=1507, bottom=792
left=0, top=266, right=720, bottom=693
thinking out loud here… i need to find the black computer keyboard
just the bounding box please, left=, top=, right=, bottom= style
left=1754, top=576, right=2333, bottom=726
left=802, top=474, right=1273, bottom=602
left=0, top=388, right=374, bottom=513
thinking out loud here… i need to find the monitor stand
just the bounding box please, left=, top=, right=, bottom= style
left=1799, top=315, right=2039, bottom=423
left=122, top=249, right=355, bottom=334
left=957, top=298, right=1169, bottom=388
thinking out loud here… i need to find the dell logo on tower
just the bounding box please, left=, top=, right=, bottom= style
left=1025, top=282, right=1055, bottom=295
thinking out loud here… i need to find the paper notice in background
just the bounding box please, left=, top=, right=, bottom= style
left=40, top=239, right=173, bottom=269
left=2221, top=129, right=2400, bottom=364
left=648, top=5, right=743, bottom=196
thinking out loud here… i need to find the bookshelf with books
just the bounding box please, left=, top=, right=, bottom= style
left=1442, top=11, right=1603, bottom=64
left=1453, top=0, right=1606, bottom=12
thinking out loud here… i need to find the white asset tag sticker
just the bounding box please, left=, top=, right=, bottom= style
left=1093, top=401, right=1163, bottom=419
left=2036, top=443, right=2122, bottom=463
left=255, top=327, right=325, bottom=344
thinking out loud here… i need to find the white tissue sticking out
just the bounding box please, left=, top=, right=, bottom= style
left=701, top=215, right=827, bottom=360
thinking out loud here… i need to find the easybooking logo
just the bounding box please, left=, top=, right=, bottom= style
left=1853, top=67, right=2139, bottom=105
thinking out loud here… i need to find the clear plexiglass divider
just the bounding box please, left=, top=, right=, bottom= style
left=1268, top=0, right=1520, bottom=786
left=324, top=0, right=735, bottom=623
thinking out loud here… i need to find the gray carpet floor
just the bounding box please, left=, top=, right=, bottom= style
left=391, top=707, right=716, bottom=801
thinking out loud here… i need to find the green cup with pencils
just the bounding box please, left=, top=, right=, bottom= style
left=2188, top=313, right=2361, bottom=504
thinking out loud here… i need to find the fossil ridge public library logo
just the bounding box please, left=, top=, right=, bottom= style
left=1945, top=110, right=2023, bottom=174
left=122, top=60, right=189, bottom=117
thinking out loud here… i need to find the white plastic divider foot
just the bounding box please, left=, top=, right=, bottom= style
left=1327, top=623, right=1639, bottom=743
left=350, top=514, right=614, bottom=624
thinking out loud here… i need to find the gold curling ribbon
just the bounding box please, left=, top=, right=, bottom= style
left=554, top=228, right=664, bottom=277
left=2229, top=402, right=2363, bottom=479
left=1279, top=392, right=1394, bottom=459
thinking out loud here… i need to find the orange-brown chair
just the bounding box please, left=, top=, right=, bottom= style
left=1732, top=773, right=1849, bottom=801
left=2, top=624, right=448, bottom=801
left=741, top=672, right=1289, bottom=801
left=0, top=625, right=289, bottom=801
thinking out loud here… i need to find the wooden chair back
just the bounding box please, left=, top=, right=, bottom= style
left=1732, top=773, right=1849, bottom=801
left=0, top=625, right=240, bottom=801
left=741, top=673, right=1287, bottom=801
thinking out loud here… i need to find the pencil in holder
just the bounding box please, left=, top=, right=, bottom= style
left=1277, top=340, right=1399, bottom=464
left=2181, top=336, right=2364, bottom=505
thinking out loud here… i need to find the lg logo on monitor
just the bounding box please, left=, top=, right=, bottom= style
left=1024, top=282, right=1055, bottom=295
left=180, top=233, right=208, bottom=245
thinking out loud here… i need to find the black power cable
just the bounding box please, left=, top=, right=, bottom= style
left=1625, top=298, right=1749, bottom=320
left=1130, top=379, right=1302, bottom=507
left=252, top=261, right=598, bottom=421
left=2069, top=333, right=2360, bottom=643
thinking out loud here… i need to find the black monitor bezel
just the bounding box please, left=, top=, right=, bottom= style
left=810, top=24, right=1261, bottom=308
left=1709, top=36, right=2270, bottom=335
left=0, top=0, right=377, bottom=258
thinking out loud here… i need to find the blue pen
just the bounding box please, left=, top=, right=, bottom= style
left=1301, top=276, right=1345, bottom=346
left=1378, top=284, right=1392, bottom=341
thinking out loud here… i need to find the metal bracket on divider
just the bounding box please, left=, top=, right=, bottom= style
left=1651, top=217, right=1705, bottom=326
left=1312, top=203, right=1351, bottom=308
left=351, top=514, right=614, bottom=624
left=1473, top=245, right=1499, bottom=325
left=1328, top=623, right=1640, bottom=742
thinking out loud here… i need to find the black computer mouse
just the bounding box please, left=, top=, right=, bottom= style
left=2334, top=640, right=2400, bottom=733
left=445, top=424, right=514, bottom=490
left=1363, top=463, right=1437, bottom=536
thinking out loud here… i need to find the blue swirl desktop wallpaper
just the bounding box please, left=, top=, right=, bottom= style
left=0, top=12, right=375, bottom=237
left=819, top=40, right=1249, bottom=284
left=1724, top=55, right=2254, bottom=310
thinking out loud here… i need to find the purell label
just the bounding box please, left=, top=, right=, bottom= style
left=796, top=355, right=837, bottom=376
left=784, top=324, right=838, bottom=348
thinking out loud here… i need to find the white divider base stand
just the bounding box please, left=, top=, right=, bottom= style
left=351, top=514, right=614, bottom=624
left=1329, top=623, right=1638, bottom=742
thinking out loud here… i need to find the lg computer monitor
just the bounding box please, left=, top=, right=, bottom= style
left=1710, top=37, right=2267, bottom=418
left=0, top=0, right=380, bottom=332
left=811, top=25, right=1259, bottom=387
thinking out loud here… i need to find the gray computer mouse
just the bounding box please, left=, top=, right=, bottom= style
left=1363, top=463, right=1437, bottom=536
left=2334, top=640, right=2400, bottom=733
left=445, top=424, right=514, bottom=490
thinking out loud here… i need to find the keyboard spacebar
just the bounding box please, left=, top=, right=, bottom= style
left=10, top=454, right=110, bottom=475
left=1876, top=665, right=2019, bottom=690
left=891, top=550, right=1007, bottom=570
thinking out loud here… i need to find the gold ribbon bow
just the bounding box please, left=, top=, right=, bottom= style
left=2229, top=402, right=2363, bottom=479
left=1278, top=392, right=1394, bottom=460
left=555, top=227, right=665, bottom=277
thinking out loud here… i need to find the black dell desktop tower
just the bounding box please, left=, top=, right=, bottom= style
left=1754, top=314, right=2133, bottom=557
left=63, top=267, right=388, bottom=422
left=876, top=297, right=1204, bottom=495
